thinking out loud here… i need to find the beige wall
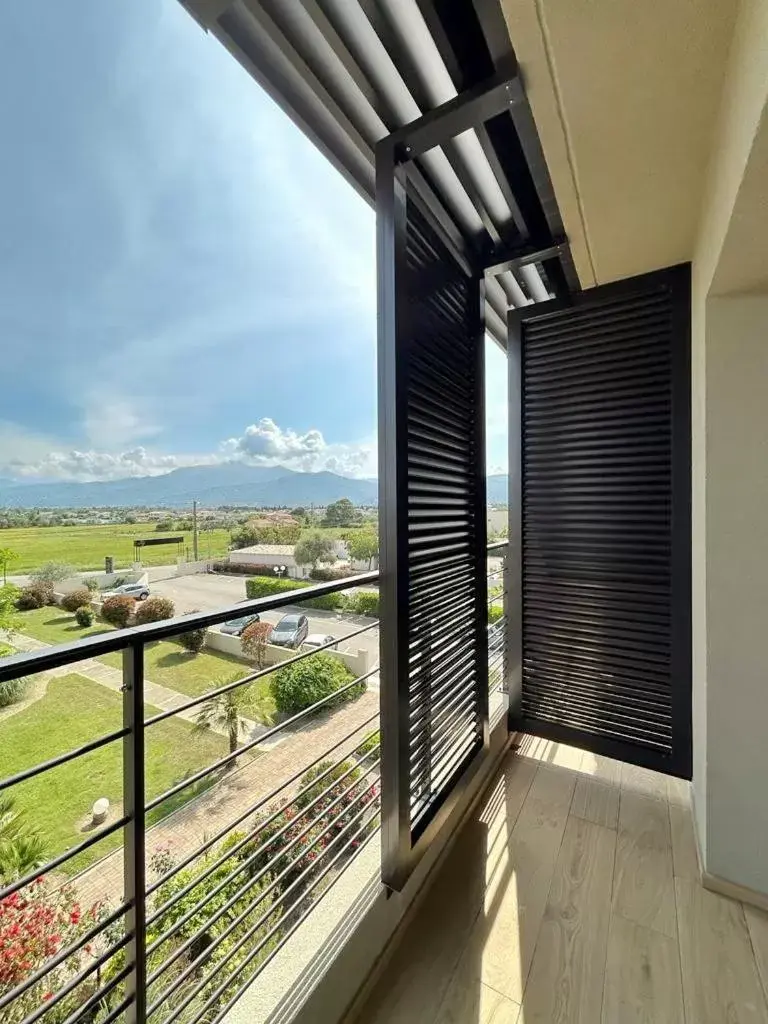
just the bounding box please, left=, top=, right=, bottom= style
left=206, top=628, right=371, bottom=677
left=691, top=0, right=768, bottom=886
left=702, top=297, right=768, bottom=890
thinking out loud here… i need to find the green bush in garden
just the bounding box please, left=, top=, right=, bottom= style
left=74, top=605, right=94, bottom=628
left=344, top=591, right=379, bottom=618
left=61, top=588, right=93, bottom=613
left=270, top=652, right=361, bottom=716
left=244, top=575, right=343, bottom=611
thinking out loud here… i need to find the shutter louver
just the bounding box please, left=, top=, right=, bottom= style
left=405, top=200, right=487, bottom=838
left=513, top=267, right=691, bottom=776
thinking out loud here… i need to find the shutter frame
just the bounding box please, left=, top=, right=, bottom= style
left=509, top=264, right=692, bottom=778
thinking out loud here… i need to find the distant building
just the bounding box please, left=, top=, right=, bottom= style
left=228, top=544, right=304, bottom=578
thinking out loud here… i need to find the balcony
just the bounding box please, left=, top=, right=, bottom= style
left=351, top=737, right=768, bottom=1024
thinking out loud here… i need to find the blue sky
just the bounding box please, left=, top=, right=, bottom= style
left=0, top=1, right=507, bottom=483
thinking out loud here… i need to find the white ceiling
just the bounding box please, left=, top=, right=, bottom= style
left=501, top=0, right=740, bottom=288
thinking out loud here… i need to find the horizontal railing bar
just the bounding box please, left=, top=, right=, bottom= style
left=147, top=742, right=378, bottom=936
left=203, top=814, right=382, bottom=1024
left=0, top=816, right=131, bottom=902
left=55, top=964, right=134, bottom=1024
left=18, top=931, right=132, bottom=1024
left=486, top=540, right=508, bottom=552
left=146, top=710, right=379, bottom=897
left=0, top=901, right=130, bottom=1010
left=156, top=798, right=381, bottom=1024
left=144, top=620, right=378, bottom=727
left=0, top=726, right=130, bottom=794
left=145, top=666, right=379, bottom=811
left=147, top=757, right=381, bottom=993
left=0, top=572, right=379, bottom=682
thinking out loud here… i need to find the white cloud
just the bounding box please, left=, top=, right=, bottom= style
left=1, top=418, right=376, bottom=483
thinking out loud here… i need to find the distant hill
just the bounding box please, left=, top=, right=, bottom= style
left=0, top=465, right=509, bottom=510
left=0, top=463, right=378, bottom=509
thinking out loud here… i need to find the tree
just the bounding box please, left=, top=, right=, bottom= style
left=241, top=620, right=273, bottom=668
left=30, top=562, right=76, bottom=586
left=0, top=548, right=18, bottom=586
left=321, top=497, right=359, bottom=528
left=290, top=506, right=307, bottom=520
left=346, top=530, right=378, bottom=569
left=0, top=797, right=47, bottom=883
left=294, top=531, right=335, bottom=568
left=230, top=518, right=301, bottom=549
left=0, top=584, right=19, bottom=633
left=193, top=681, right=248, bottom=761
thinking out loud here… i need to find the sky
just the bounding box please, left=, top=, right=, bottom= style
left=0, top=1, right=507, bottom=484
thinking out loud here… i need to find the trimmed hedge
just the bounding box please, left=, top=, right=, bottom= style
left=211, top=562, right=279, bottom=577
left=345, top=591, right=379, bottom=618
left=0, top=675, right=30, bottom=708
left=244, top=576, right=343, bottom=611
left=309, top=566, right=357, bottom=582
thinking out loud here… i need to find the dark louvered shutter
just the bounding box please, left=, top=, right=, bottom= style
left=378, top=161, right=488, bottom=889
left=510, top=265, right=691, bottom=777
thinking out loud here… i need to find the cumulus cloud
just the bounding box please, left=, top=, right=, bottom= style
left=1, top=418, right=376, bottom=483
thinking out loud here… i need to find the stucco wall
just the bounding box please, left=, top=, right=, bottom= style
left=206, top=629, right=371, bottom=677
left=690, top=0, right=768, bottom=885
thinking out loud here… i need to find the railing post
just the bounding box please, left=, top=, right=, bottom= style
left=123, top=640, right=147, bottom=1023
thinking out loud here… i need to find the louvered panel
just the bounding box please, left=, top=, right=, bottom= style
left=403, top=199, right=487, bottom=838
left=512, top=266, right=691, bottom=776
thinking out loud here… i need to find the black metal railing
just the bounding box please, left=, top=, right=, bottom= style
left=487, top=540, right=508, bottom=711
left=0, top=573, right=381, bottom=1024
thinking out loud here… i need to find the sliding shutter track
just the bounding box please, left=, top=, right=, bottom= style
left=405, top=199, right=487, bottom=837
left=518, top=272, right=691, bottom=771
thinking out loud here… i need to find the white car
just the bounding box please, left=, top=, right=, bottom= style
left=107, top=582, right=150, bottom=600
left=302, top=633, right=338, bottom=652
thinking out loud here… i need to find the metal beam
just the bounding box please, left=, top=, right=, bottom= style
left=387, top=73, right=520, bottom=161
left=484, top=237, right=570, bottom=278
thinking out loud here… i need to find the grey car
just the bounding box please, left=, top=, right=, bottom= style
left=109, top=582, right=150, bottom=600
left=219, top=613, right=261, bottom=636
left=270, top=613, right=309, bottom=649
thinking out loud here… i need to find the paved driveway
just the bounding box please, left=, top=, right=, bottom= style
left=150, top=573, right=381, bottom=663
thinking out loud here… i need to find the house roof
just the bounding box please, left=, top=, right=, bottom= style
left=234, top=545, right=296, bottom=557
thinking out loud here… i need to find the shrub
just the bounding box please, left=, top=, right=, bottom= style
left=83, top=577, right=99, bottom=593
left=355, top=729, right=380, bottom=761
left=345, top=591, right=379, bottom=618
left=244, top=575, right=343, bottom=612
left=75, top=606, right=94, bottom=628
left=270, top=652, right=361, bottom=716
left=178, top=610, right=206, bottom=653
left=241, top=620, right=273, bottom=667
left=309, top=566, right=356, bottom=582
left=488, top=604, right=503, bottom=625
left=61, top=588, right=93, bottom=613
left=247, top=803, right=327, bottom=895
left=296, top=759, right=378, bottom=846
left=0, top=676, right=29, bottom=709
left=134, top=596, right=175, bottom=626
left=30, top=561, right=77, bottom=586
left=101, top=594, right=135, bottom=628
left=15, top=582, right=53, bottom=611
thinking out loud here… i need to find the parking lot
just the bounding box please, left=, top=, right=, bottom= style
left=149, top=571, right=381, bottom=664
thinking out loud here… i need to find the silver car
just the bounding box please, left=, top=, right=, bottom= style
left=109, top=582, right=150, bottom=600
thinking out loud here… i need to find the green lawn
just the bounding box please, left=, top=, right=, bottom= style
left=0, top=674, right=229, bottom=874
left=1, top=523, right=232, bottom=573
left=14, top=607, right=277, bottom=723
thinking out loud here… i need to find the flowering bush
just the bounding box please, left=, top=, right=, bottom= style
left=0, top=878, right=104, bottom=1024
left=133, top=596, right=175, bottom=626
left=101, top=595, right=135, bottom=628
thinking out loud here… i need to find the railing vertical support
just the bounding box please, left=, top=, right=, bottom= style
left=123, top=640, right=147, bottom=1023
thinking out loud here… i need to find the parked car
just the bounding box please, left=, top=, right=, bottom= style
left=271, top=613, right=309, bottom=649
left=302, top=633, right=338, bottom=652
left=107, top=582, right=150, bottom=600
left=219, top=613, right=261, bottom=636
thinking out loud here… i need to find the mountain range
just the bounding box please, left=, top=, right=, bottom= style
left=0, top=463, right=509, bottom=509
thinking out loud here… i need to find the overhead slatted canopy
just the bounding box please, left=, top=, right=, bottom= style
left=181, top=0, right=580, bottom=344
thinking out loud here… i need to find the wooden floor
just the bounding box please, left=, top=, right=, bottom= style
left=352, top=737, right=768, bottom=1023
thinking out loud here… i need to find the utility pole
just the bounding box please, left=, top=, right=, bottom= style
left=192, top=500, right=199, bottom=561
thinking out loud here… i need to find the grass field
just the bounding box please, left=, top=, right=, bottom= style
left=14, top=607, right=277, bottom=722
left=0, top=673, right=228, bottom=873
left=1, top=523, right=233, bottom=574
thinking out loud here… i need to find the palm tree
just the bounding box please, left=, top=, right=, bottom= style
left=193, top=677, right=248, bottom=764
left=0, top=795, right=47, bottom=882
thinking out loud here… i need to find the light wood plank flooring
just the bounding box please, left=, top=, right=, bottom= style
left=351, top=739, right=768, bottom=1024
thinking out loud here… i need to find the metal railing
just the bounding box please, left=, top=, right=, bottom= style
left=487, top=540, right=508, bottom=713
left=0, top=573, right=381, bottom=1024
